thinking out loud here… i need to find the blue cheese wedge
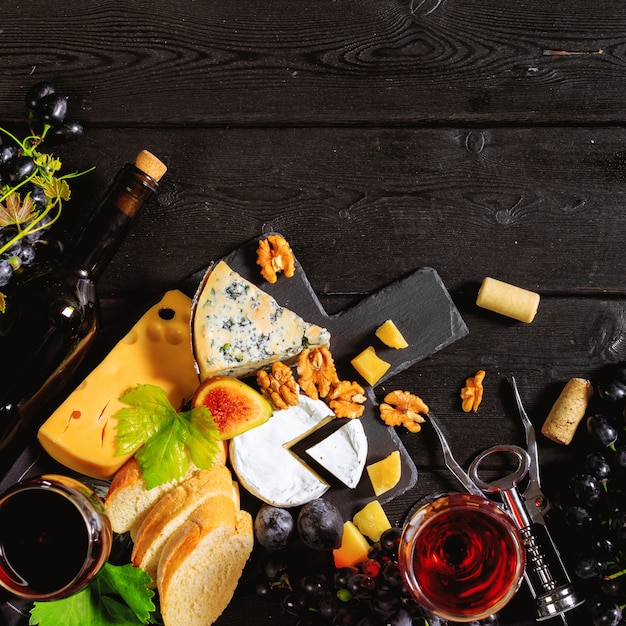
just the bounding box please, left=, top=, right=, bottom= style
left=229, top=396, right=368, bottom=507
left=192, top=261, right=330, bottom=380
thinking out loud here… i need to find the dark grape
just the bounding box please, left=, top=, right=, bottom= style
left=262, top=555, right=289, bottom=582
left=598, top=576, right=626, bottom=599
left=347, top=574, right=376, bottom=599
left=282, top=591, right=308, bottom=616
left=300, top=573, right=329, bottom=598
left=584, top=452, right=612, bottom=482
left=35, top=92, right=68, bottom=127
left=564, top=504, right=593, bottom=527
left=254, top=505, right=294, bottom=550
left=591, top=600, right=622, bottom=626
left=6, top=155, right=36, bottom=184
left=25, top=82, right=57, bottom=111
left=379, top=528, right=402, bottom=554
left=597, top=379, right=626, bottom=404
left=609, top=513, right=626, bottom=541
left=334, top=566, right=358, bottom=588
left=0, top=259, right=12, bottom=287
left=50, top=119, right=84, bottom=142
left=574, top=555, right=607, bottom=579
left=572, top=473, right=602, bottom=506
left=0, top=144, right=18, bottom=164
left=587, top=414, right=619, bottom=447
left=297, top=498, right=344, bottom=550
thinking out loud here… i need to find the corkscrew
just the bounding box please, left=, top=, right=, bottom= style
left=427, top=376, right=584, bottom=623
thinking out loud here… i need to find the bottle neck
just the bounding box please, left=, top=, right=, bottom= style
left=67, top=163, right=159, bottom=283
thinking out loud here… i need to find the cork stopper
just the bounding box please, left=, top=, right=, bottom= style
left=134, top=150, right=167, bottom=182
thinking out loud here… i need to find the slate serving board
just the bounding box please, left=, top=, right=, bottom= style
left=184, top=233, right=469, bottom=519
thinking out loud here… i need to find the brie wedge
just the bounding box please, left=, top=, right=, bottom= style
left=229, top=395, right=368, bottom=508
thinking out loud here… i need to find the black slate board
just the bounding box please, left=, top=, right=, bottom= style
left=186, top=233, right=469, bottom=519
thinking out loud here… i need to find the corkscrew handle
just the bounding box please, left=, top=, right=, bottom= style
left=468, top=444, right=584, bottom=620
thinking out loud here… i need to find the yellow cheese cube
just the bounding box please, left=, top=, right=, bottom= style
left=350, top=346, right=390, bottom=386
left=375, top=320, right=408, bottom=349
left=37, top=290, right=200, bottom=479
left=352, top=500, right=392, bottom=542
left=366, top=450, right=401, bottom=496
left=333, top=521, right=371, bottom=568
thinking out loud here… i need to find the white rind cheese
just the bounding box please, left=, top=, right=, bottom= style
left=193, top=261, right=330, bottom=380
left=229, top=396, right=367, bottom=507
left=307, top=419, right=367, bottom=489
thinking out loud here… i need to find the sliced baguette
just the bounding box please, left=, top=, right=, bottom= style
left=158, top=500, right=254, bottom=626
left=131, top=465, right=237, bottom=581
left=105, top=441, right=227, bottom=538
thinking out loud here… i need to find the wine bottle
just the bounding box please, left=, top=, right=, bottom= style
left=0, top=150, right=167, bottom=475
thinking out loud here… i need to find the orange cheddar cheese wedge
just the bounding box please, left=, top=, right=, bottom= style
left=37, top=290, right=200, bottom=479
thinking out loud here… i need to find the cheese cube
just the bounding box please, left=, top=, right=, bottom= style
left=375, top=320, right=408, bottom=349
left=352, top=500, right=392, bottom=542
left=37, top=290, right=200, bottom=479
left=333, top=521, right=370, bottom=568
left=366, top=450, right=401, bottom=496
left=350, top=347, right=390, bottom=386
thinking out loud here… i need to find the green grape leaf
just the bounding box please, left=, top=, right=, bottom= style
left=29, top=562, right=155, bottom=626
left=115, top=384, right=220, bottom=489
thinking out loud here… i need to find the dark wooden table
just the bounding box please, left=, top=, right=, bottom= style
left=2, top=1, right=626, bottom=625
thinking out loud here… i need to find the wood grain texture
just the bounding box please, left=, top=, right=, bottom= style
left=0, top=0, right=625, bottom=125
left=47, top=126, right=626, bottom=298
left=0, top=1, right=624, bottom=624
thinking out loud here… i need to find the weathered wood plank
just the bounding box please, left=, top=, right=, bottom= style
left=0, top=0, right=625, bottom=125
left=44, top=126, right=626, bottom=298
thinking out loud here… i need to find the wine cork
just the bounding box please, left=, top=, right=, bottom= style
left=476, top=277, right=540, bottom=323
left=541, top=378, right=594, bottom=445
left=134, top=150, right=167, bottom=182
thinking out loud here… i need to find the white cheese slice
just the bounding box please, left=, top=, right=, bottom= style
left=192, top=261, right=330, bottom=380
left=306, top=419, right=367, bottom=489
left=229, top=395, right=368, bottom=507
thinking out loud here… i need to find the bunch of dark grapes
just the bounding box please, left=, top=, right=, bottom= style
left=0, top=82, right=85, bottom=289
left=554, top=362, right=626, bottom=626
left=253, top=526, right=498, bottom=626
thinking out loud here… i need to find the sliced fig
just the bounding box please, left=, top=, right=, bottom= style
left=192, top=376, right=272, bottom=440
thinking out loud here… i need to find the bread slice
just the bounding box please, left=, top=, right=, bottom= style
left=105, top=441, right=227, bottom=538
left=158, top=500, right=254, bottom=626
left=131, top=465, right=237, bottom=581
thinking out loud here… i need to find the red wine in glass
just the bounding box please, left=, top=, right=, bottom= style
left=399, top=493, right=526, bottom=622
left=0, top=474, right=112, bottom=600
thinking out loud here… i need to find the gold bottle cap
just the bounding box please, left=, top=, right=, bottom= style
left=134, top=150, right=167, bottom=182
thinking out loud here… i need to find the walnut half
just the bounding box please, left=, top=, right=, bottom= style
left=297, top=346, right=339, bottom=400
left=257, top=362, right=300, bottom=410
left=327, top=380, right=366, bottom=419
left=379, top=390, right=428, bottom=433
left=256, top=234, right=296, bottom=284
left=461, top=370, right=485, bottom=412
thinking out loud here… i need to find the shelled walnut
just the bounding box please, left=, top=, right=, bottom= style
left=297, top=346, right=339, bottom=400
left=379, top=390, right=428, bottom=433
left=257, top=362, right=300, bottom=410
left=327, top=380, right=366, bottom=418
left=256, top=234, right=296, bottom=284
left=461, top=370, right=485, bottom=412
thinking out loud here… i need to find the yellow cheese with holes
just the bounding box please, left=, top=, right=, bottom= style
left=352, top=500, right=392, bottom=542
left=366, top=450, right=401, bottom=496
left=350, top=347, right=390, bottom=387
left=333, top=521, right=370, bottom=568
left=37, top=290, right=200, bottom=479
left=375, top=320, right=408, bottom=349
